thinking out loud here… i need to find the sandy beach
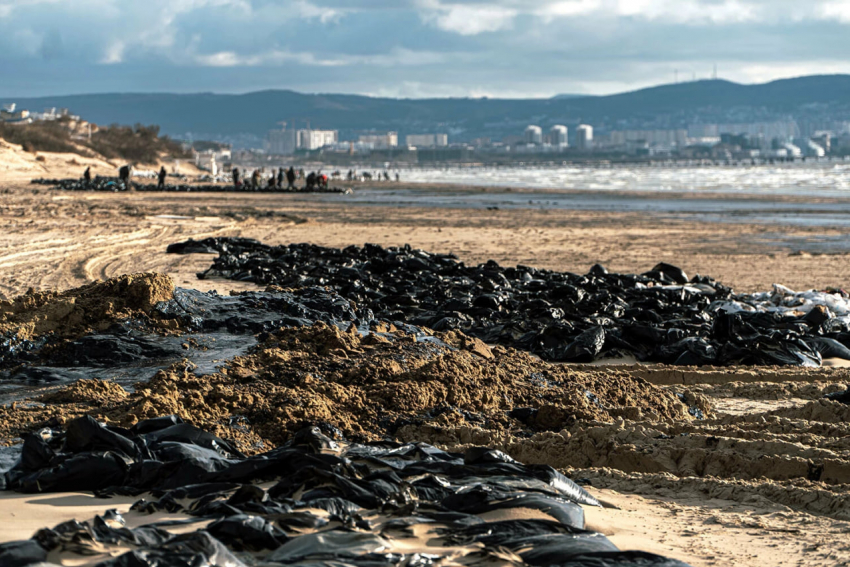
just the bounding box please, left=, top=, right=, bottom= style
left=3, top=182, right=850, bottom=299
left=2, top=160, right=850, bottom=566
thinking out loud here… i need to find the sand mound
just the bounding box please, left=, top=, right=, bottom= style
left=0, top=321, right=692, bottom=450
left=0, top=273, right=174, bottom=343
left=37, top=379, right=128, bottom=406
left=0, top=138, right=115, bottom=182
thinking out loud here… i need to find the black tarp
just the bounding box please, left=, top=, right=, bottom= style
left=0, top=416, right=694, bottom=566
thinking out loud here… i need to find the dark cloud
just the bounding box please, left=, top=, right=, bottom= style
left=39, top=29, right=64, bottom=61
left=0, top=0, right=848, bottom=97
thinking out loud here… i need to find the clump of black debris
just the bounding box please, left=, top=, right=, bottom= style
left=0, top=284, right=366, bottom=397
left=168, top=237, right=850, bottom=367
left=0, top=416, right=692, bottom=567
left=30, top=177, right=351, bottom=194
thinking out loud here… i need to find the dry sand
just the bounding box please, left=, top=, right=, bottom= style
left=2, top=152, right=850, bottom=566
left=2, top=183, right=850, bottom=299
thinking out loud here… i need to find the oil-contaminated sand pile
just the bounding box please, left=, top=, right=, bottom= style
left=0, top=273, right=174, bottom=342
left=1, top=268, right=850, bottom=564
left=0, top=274, right=692, bottom=447
left=168, top=238, right=850, bottom=367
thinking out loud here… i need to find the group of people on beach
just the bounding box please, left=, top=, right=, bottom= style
left=346, top=169, right=400, bottom=182
left=232, top=166, right=301, bottom=190
left=81, top=164, right=399, bottom=191
left=83, top=164, right=169, bottom=190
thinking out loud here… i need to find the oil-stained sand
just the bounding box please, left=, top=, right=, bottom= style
left=1, top=178, right=850, bottom=565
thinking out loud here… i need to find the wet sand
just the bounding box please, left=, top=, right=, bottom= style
left=1, top=182, right=850, bottom=299
left=0, top=489, right=704, bottom=565
left=2, top=173, right=850, bottom=566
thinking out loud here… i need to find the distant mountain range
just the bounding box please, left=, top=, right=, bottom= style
left=6, top=75, right=850, bottom=148
left=550, top=94, right=584, bottom=100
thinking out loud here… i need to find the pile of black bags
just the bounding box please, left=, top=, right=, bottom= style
left=30, top=177, right=351, bottom=193
left=0, top=415, right=692, bottom=566
left=168, top=238, right=850, bottom=366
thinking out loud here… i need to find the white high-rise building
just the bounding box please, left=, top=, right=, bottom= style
left=525, top=125, right=543, bottom=145
left=359, top=132, right=399, bottom=149
left=297, top=129, right=338, bottom=151
left=265, top=127, right=298, bottom=155
left=406, top=133, right=449, bottom=147
left=550, top=125, right=568, bottom=147
left=576, top=124, right=594, bottom=150
left=266, top=126, right=338, bottom=154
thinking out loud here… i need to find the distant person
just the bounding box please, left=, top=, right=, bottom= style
left=251, top=169, right=261, bottom=190
left=118, top=164, right=131, bottom=190
left=395, top=172, right=400, bottom=182
left=268, top=174, right=276, bottom=189
left=319, top=173, right=328, bottom=189
left=277, top=167, right=284, bottom=188
left=306, top=171, right=316, bottom=190
left=157, top=166, right=167, bottom=189
left=232, top=167, right=241, bottom=188
left=83, top=167, right=91, bottom=184
left=286, top=167, right=296, bottom=189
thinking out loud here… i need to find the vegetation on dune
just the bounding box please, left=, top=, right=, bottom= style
left=88, top=123, right=190, bottom=163
left=0, top=118, right=191, bottom=164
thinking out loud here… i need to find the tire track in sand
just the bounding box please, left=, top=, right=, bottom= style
left=0, top=218, right=245, bottom=299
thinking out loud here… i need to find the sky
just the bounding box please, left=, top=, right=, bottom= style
left=1, top=0, right=850, bottom=98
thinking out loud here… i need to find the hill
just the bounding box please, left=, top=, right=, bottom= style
left=6, top=75, right=850, bottom=147
left=0, top=119, right=191, bottom=164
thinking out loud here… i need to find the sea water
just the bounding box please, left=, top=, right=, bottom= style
left=395, top=161, right=850, bottom=196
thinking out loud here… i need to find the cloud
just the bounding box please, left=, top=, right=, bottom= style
left=292, top=0, right=345, bottom=22
left=100, top=41, right=125, bottom=64
left=39, top=29, right=64, bottom=60
left=193, top=47, right=450, bottom=68
left=0, top=0, right=849, bottom=98
left=818, top=0, right=850, bottom=22
left=417, top=0, right=518, bottom=34
left=409, top=0, right=850, bottom=26
left=612, top=0, right=759, bottom=24
left=535, top=0, right=601, bottom=19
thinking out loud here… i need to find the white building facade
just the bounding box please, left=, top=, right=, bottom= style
left=576, top=125, right=594, bottom=150
left=550, top=125, right=568, bottom=147
left=298, top=129, right=338, bottom=151
left=359, top=132, right=399, bottom=149
left=405, top=133, right=448, bottom=147
left=525, top=125, right=543, bottom=145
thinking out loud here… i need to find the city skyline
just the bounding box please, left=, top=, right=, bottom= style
left=2, top=1, right=850, bottom=98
